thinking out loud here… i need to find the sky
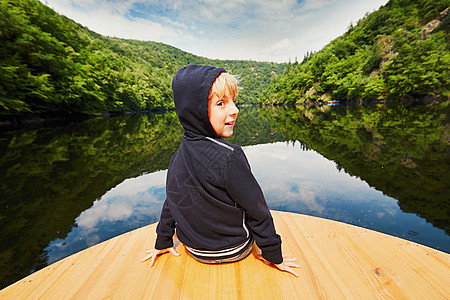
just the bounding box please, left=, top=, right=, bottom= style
left=39, top=0, right=388, bottom=63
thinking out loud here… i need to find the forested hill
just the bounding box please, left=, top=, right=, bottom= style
left=0, top=0, right=284, bottom=115
left=261, top=0, right=450, bottom=105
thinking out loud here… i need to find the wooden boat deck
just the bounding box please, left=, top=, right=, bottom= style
left=2, top=211, right=449, bottom=299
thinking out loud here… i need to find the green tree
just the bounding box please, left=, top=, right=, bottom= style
left=262, top=0, right=450, bottom=104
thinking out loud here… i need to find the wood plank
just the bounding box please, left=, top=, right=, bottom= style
left=2, top=211, right=449, bottom=299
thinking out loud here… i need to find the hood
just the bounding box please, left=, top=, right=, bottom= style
left=172, top=64, right=226, bottom=139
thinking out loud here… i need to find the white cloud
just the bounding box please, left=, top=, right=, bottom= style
left=77, top=199, right=134, bottom=228
left=42, top=0, right=184, bottom=43
left=40, top=0, right=388, bottom=62
left=260, top=38, right=292, bottom=57
left=104, top=171, right=166, bottom=198
left=301, top=0, right=337, bottom=11
left=244, top=142, right=394, bottom=204
left=76, top=170, right=167, bottom=229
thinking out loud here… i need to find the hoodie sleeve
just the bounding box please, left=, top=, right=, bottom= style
left=225, top=147, right=283, bottom=264
left=154, top=200, right=176, bottom=250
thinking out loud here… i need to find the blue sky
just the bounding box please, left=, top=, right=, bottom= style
left=40, top=0, right=388, bottom=62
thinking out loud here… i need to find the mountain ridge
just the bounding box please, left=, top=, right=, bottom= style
left=261, top=0, right=449, bottom=104
left=0, top=0, right=284, bottom=115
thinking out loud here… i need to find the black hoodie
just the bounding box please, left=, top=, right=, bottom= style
left=155, top=65, right=282, bottom=264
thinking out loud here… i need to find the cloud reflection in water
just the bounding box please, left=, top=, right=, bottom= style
left=44, top=141, right=449, bottom=262
left=244, top=142, right=447, bottom=252
left=45, top=170, right=167, bottom=264
left=245, top=142, right=397, bottom=212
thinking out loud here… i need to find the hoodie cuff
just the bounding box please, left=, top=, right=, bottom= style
left=155, top=235, right=174, bottom=250
left=262, top=247, right=283, bottom=264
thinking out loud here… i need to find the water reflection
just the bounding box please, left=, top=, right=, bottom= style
left=0, top=113, right=182, bottom=288
left=45, top=171, right=167, bottom=264
left=0, top=102, right=448, bottom=289
left=245, top=142, right=448, bottom=250
left=43, top=140, right=449, bottom=269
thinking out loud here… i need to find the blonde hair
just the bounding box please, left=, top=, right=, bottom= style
left=209, top=72, right=239, bottom=101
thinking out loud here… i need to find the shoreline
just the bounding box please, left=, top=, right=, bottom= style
left=0, top=108, right=174, bottom=131
left=264, top=94, right=449, bottom=107
left=1, top=96, right=448, bottom=131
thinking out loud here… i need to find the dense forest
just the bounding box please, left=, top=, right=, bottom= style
left=0, top=0, right=284, bottom=115
left=1, top=0, right=448, bottom=115
left=261, top=0, right=450, bottom=104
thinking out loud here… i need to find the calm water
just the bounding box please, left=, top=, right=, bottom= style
left=0, top=103, right=449, bottom=288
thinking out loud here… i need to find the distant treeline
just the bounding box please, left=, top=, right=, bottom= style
left=0, top=0, right=284, bottom=115
left=261, top=0, right=450, bottom=104
left=1, top=0, right=449, bottom=115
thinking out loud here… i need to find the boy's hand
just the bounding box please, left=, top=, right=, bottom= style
left=256, top=248, right=300, bottom=277
left=274, top=256, right=300, bottom=277
left=141, top=247, right=180, bottom=266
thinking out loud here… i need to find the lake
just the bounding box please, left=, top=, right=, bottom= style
left=0, top=103, right=449, bottom=289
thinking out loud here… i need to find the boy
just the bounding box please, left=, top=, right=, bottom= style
left=142, top=65, right=299, bottom=276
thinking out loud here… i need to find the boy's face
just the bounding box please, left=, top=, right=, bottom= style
left=208, top=85, right=239, bottom=138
